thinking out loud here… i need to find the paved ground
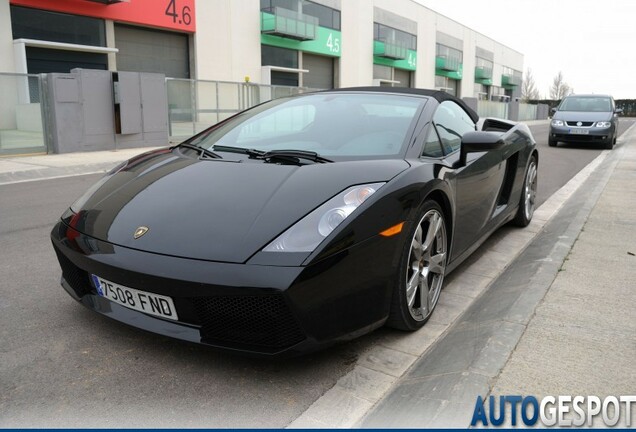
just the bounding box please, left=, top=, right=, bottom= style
left=489, top=134, right=636, bottom=428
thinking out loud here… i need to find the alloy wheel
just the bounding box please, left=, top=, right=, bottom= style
left=524, top=160, right=537, bottom=221
left=405, top=209, right=447, bottom=321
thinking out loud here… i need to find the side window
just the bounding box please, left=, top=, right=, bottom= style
left=433, top=101, right=476, bottom=154
left=421, top=125, right=444, bottom=158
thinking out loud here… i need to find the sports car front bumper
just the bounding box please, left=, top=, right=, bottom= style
left=51, top=218, right=402, bottom=357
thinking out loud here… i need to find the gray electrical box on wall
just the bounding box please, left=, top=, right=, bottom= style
left=44, top=68, right=169, bottom=153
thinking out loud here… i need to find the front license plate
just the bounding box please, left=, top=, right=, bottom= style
left=91, top=275, right=178, bottom=321
left=569, top=128, right=589, bottom=135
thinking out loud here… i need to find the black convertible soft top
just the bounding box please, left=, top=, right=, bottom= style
left=325, top=86, right=480, bottom=124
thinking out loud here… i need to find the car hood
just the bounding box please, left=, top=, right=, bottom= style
left=70, top=149, right=409, bottom=263
left=554, top=110, right=612, bottom=122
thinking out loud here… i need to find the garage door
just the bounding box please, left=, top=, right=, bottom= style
left=115, top=24, right=190, bottom=79
left=303, top=53, right=334, bottom=90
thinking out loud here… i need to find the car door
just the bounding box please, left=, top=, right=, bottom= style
left=432, top=101, right=506, bottom=261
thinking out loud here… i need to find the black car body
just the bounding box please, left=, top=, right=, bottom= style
left=549, top=94, right=621, bottom=149
left=51, top=88, right=538, bottom=356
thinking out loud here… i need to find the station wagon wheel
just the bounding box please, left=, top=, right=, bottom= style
left=387, top=201, right=447, bottom=331
left=513, top=154, right=538, bottom=227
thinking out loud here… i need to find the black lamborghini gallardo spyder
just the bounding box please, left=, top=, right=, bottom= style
left=51, top=88, right=538, bottom=356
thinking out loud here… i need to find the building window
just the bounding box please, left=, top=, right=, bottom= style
left=436, top=44, right=462, bottom=65
left=11, top=6, right=108, bottom=74
left=373, top=64, right=412, bottom=88
left=474, top=83, right=488, bottom=100
left=10, top=6, right=106, bottom=47
left=490, top=86, right=510, bottom=102
left=262, top=45, right=300, bottom=86
left=475, top=57, right=493, bottom=72
left=373, top=23, right=417, bottom=50
left=262, top=45, right=299, bottom=69
left=260, top=0, right=341, bottom=30
left=435, top=75, right=458, bottom=96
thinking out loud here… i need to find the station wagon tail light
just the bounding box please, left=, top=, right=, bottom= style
left=263, top=183, right=385, bottom=252
left=595, top=121, right=611, bottom=128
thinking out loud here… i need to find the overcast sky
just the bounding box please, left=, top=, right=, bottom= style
left=415, top=0, right=636, bottom=99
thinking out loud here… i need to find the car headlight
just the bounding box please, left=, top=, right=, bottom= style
left=595, top=121, right=611, bottom=128
left=263, top=182, right=385, bottom=252
left=551, top=120, right=564, bottom=127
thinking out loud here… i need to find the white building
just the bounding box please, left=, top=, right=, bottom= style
left=1, top=0, right=524, bottom=100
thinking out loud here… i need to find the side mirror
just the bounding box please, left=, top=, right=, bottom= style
left=459, top=131, right=505, bottom=166
left=550, top=107, right=557, bottom=114
left=615, top=108, right=623, bottom=115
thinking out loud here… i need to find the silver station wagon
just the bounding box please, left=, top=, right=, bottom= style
left=549, top=94, right=622, bottom=149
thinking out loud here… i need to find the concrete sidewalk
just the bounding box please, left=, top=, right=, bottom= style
left=0, top=147, right=162, bottom=185
left=489, top=131, right=636, bottom=427
left=359, top=121, right=636, bottom=427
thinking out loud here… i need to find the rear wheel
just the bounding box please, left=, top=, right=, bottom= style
left=387, top=201, right=448, bottom=331
left=513, top=155, right=538, bottom=227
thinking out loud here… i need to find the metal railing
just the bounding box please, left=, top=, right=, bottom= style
left=166, top=78, right=320, bottom=142
left=476, top=100, right=509, bottom=119
left=0, top=72, right=47, bottom=156
left=517, top=103, right=538, bottom=121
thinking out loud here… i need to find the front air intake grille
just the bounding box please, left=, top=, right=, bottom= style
left=193, top=294, right=305, bottom=351
left=54, top=248, right=91, bottom=297
left=566, top=121, right=594, bottom=127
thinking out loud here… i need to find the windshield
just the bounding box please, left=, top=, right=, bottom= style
left=190, top=93, right=425, bottom=159
left=559, top=96, right=612, bottom=112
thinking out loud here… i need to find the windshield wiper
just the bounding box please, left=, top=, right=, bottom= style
left=255, top=150, right=333, bottom=164
left=212, top=145, right=266, bottom=158
left=212, top=146, right=333, bottom=164
left=175, top=143, right=222, bottom=159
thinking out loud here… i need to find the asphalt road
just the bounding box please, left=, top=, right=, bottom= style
left=530, top=118, right=636, bottom=207
left=1, top=118, right=634, bottom=427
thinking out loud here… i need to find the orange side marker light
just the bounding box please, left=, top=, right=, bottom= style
left=380, top=222, right=405, bottom=237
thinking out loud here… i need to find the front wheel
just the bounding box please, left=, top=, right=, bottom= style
left=548, top=138, right=557, bottom=147
left=513, top=155, right=538, bottom=227
left=387, top=201, right=448, bottom=331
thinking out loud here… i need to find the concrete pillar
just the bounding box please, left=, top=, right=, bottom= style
left=0, top=0, right=16, bottom=73
left=340, top=0, right=373, bottom=86
left=508, top=101, right=519, bottom=121
left=537, top=103, right=549, bottom=120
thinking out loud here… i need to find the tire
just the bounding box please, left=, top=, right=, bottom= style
left=387, top=201, right=448, bottom=331
left=603, top=138, right=614, bottom=150
left=548, top=138, right=557, bottom=147
left=513, top=154, right=538, bottom=227
left=613, top=134, right=617, bottom=145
